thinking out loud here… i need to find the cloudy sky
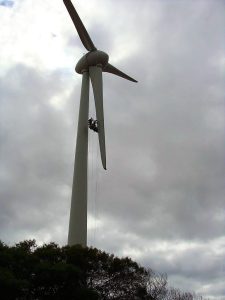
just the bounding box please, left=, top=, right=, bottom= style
left=0, top=0, right=224, bottom=298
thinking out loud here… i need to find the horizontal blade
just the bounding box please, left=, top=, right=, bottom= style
left=89, top=66, right=106, bottom=170
left=63, top=0, right=96, bottom=51
left=103, top=63, right=137, bottom=83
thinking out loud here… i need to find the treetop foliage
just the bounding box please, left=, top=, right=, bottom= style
left=0, top=240, right=206, bottom=300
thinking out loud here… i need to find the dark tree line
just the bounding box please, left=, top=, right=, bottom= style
left=0, top=240, right=206, bottom=300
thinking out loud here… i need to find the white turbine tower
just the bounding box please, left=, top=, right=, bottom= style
left=63, top=0, right=137, bottom=246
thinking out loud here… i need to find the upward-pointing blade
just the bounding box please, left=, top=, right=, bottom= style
left=103, top=63, right=137, bottom=83
left=89, top=66, right=106, bottom=170
left=63, top=0, right=96, bottom=51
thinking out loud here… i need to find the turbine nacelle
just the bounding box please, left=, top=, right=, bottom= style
left=75, top=50, right=109, bottom=74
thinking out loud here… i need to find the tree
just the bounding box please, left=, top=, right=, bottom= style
left=0, top=240, right=207, bottom=300
left=146, top=270, right=168, bottom=300
left=164, top=287, right=204, bottom=300
left=0, top=240, right=153, bottom=299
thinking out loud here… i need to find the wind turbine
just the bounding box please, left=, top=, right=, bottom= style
left=63, top=0, right=137, bottom=246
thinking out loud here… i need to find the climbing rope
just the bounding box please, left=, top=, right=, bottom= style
left=88, top=98, right=100, bottom=245
left=93, top=138, right=100, bottom=244
left=88, top=125, right=101, bottom=246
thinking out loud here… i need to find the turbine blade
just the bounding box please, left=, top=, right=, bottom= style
left=103, top=63, right=137, bottom=83
left=63, top=0, right=96, bottom=51
left=89, top=66, right=106, bottom=170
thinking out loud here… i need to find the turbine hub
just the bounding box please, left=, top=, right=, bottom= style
left=75, top=50, right=109, bottom=74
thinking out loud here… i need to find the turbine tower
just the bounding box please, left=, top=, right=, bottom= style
left=63, top=0, right=137, bottom=246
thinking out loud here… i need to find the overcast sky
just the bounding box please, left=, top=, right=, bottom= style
left=0, top=0, right=224, bottom=298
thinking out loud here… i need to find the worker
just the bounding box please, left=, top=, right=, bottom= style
left=88, top=118, right=98, bottom=132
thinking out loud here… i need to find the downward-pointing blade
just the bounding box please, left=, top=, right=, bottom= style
left=63, top=0, right=96, bottom=51
left=103, top=63, right=137, bottom=83
left=89, top=66, right=106, bottom=170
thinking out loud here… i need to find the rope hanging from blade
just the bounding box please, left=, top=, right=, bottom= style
left=88, top=99, right=100, bottom=246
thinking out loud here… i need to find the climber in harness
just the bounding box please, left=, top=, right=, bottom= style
left=88, top=118, right=98, bottom=133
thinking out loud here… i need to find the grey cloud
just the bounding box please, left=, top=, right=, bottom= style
left=86, top=1, right=225, bottom=297
left=0, top=0, right=224, bottom=298
left=0, top=64, right=80, bottom=244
